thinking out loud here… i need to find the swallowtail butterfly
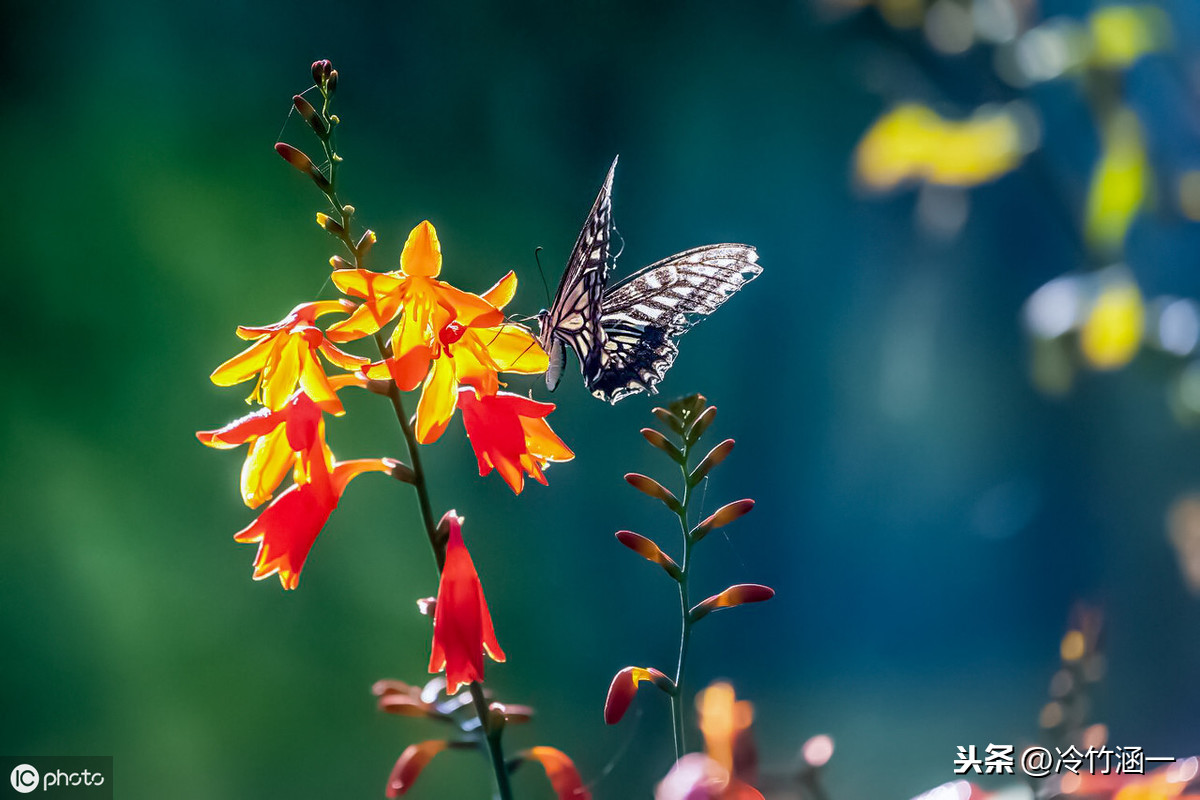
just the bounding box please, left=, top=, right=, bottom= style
left=536, top=156, right=761, bottom=404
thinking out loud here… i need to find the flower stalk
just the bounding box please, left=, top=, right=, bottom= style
left=295, top=64, right=513, bottom=800
left=606, top=394, right=773, bottom=769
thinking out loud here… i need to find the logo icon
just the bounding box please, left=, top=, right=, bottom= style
left=9, top=764, right=39, bottom=794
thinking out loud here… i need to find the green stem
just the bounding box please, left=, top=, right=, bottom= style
left=670, top=443, right=696, bottom=761
left=308, top=81, right=511, bottom=798
left=470, top=682, right=515, bottom=800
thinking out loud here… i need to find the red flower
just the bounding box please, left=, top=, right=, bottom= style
left=428, top=511, right=505, bottom=693
left=197, top=390, right=342, bottom=508
left=208, top=393, right=393, bottom=589
left=456, top=388, right=574, bottom=494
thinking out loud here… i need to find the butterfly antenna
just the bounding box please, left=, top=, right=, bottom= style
left=534, top=246, right=552, bottom=307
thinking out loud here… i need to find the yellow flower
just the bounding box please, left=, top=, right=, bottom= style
left=210, top=300, right=367, bottom=413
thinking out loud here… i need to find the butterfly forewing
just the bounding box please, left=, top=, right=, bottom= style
left=587, top=245, right=761, bottom=403
left=539, top=158, right=761, bottom=403
left=538, top=157, right=618, bottom=389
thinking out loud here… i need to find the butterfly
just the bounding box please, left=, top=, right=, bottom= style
left=536, top=156, right=762, bottom=404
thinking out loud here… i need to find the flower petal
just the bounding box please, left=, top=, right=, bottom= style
left=481, top=270, right=518, bottom=309
left=401, top=221, right=443, bottom=278
left=521, top=747, right=591, bottom=800
left=196, top=406, right=281, bottom=449
left=386, top=740, right=449, bottom=798
left=210, top=335, right=274, bottom=387
left=604, top=666, right=674, bottom=724
left=232, top=481, right=335, bottom=590
left=415, top=358, right=459, bottom=444
left=240, top=424, right=294, bottom=508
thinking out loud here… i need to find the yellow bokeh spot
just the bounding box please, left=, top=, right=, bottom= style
left=1080, top=281, right=1144, bottom=370
left=1084, top=108, right=1149, bottom=257
left=1088, top=5, right=1168, bottom=69
left=855, top=103, right=1026, bottom=191
left=1060, top=629, right=1086, bottom=662
left=696, top=681, right=753, bottom=774
left=878, top=0, right=924, bottom=29
left=1040, top=700, right=1064, bottom=729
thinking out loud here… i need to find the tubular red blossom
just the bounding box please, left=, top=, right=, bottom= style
left=232, top=456, right=393, bottom=589
left=456, top=388, right=574, bottom=494
left=428, top=511, right=506, bottom=693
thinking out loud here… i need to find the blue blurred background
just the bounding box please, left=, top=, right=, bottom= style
left=5, top=0, right=1200, bottom=797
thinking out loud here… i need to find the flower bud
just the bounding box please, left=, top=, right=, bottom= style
left=357, top=229, right=377, bottom=258
left=652, top=407, right=685, bottom=434
left=686, top=405, right=717, bottom=445
left=292, top=95, right=327, bottom=136
left=315, top=212, right=345, bottom=236
left=690, top=584, right=774, bottom=623
left=604, top=666, right=675, bottom=724
left=312, top=59, right=332, bottom=85
left=642, top=427, right=684, bottom=463
left=274, top=142, right=331, bottom=191
left=689, top=439, right=735, bottom=486
left=615, top=530, right=681, bottom=580
left=625, top=473, right=682, bottom=513
left=692, top=499, right=754, bottom=542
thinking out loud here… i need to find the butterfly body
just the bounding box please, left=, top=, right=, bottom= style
left=537, top=157, right=761, bottom=404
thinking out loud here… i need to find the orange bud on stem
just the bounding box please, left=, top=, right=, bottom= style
left=625, top=473, right=682, bottom=513
left=690, top=584, right=775, bottom=623
left=604, top=666, right=676, bottom=724
left=615, top=530, right=681, bottom=580
left=689, top=439, right=735, bottom=486
left=641, top=427, right=684, bottom=463
left=692, top=499, right=755, bottom=542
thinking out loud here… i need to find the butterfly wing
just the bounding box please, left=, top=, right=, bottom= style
left=587, top=244, right=762, bottom=404
left=538, top=156, right=618, bottom=390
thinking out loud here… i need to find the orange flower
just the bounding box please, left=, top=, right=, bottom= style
left=411, top=271, right=549, bottom=443
left=428, top=511, right=505, bottom=693
left=204, top=391, right=392, bottom=589
left=210, top=300, right=367, bottom=413
left=456, top=388, right=574, bottom=494
left=326, top=221, right=502, bottom=389
left=197, top=384, right=361, bottom=508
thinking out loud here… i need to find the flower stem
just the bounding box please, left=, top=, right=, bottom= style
left=470, top=681, right=515, bottom=800
left=308, top=80, right=511, bottom=798
left=670, top=443, right=696, bottom=761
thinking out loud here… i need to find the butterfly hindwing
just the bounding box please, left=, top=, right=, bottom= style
left=586, top=245, right=762, bottom=403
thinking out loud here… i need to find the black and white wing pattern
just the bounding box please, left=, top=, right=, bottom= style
left=538, top=156, right=762, bottom=404
left=537, top=157, right=617, bottom=391
left=588, top=245, right=761, bottom=403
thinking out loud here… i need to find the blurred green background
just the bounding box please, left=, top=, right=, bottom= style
left=5, top=0, right=1200, bottom=797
